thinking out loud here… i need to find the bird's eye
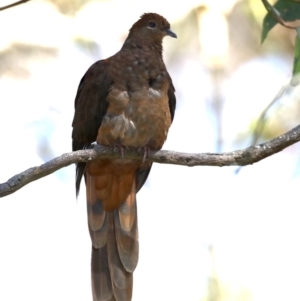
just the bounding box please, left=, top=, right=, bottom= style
left=148, top=21, right=156, bottom=28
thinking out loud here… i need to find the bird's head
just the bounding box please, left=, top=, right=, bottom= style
left=128, top=13, right=177, bottom=42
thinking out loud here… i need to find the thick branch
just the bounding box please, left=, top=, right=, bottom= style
left=1, top=124, right=300, bottom=198
left=0, top=0, right=30, bottom=11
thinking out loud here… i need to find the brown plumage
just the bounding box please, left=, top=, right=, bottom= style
left=72, top=13, right=176, bottom=301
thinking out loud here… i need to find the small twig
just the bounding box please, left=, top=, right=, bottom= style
left=261, top=0, right=300, bottom=29
left=0, top=0, right=30, bottom=11
left=1, top=124, right=300, bottom=198
left=250, top=75, right=300, bottom=146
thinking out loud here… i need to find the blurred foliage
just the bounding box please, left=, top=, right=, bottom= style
left=73, top=37, right=101, bottom=59
left=250, top=76, right=300, bottom=143
left=200, top=245, right=253, bottom=301
left=201, top=279, right=253, bottom=301
left=261, top=0, right=300, bottom=43
left=261, top=0, right=300, bottom=76
left=227, top=1, right=263, bottom=70
left=0, top=43, right=58, bottom=78
left=46, top=0, right=93, bottom=15
left=249, top=0, right=294, bottom=54
left=206, top=276, right=221, bottom=301
left=293, top=35, right=300, bottom=74
left=249, top=0, right=300, bottom=146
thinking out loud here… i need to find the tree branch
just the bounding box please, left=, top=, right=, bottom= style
left=0, top=0, right=30, bottom=11
left=1, top=123, right=300, bottom=198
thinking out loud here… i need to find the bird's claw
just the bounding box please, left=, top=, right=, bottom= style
left=142, top=146, right=150, bottom=164
left=114, top=144, right=125, bottom=161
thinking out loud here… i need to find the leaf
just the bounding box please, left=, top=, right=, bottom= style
left=262, top=0, right=300, bottom=43
left=293, top=34, right=300, bottom=75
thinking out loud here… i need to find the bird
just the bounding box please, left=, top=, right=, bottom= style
left=72, top=13, right=176, bottom=301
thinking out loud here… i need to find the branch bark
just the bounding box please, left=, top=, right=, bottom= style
left=1, top=124, right=300, bottom=198
left=0, top=0, right=30, bottom=11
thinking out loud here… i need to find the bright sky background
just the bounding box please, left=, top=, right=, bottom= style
left=1, top=1, right=300, bottom=301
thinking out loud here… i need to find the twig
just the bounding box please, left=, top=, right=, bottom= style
left=0, top=0, right=30, bottom=11
left=250, top=75, right=300, bottom=146
left=1, top=123, right=300, bottom=197
left=261, top=0, right=300, bottom=29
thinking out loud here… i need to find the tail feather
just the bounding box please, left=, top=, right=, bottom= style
left=89, top=181, right=138, bottom=301
left=111, top=278, right=133, bottom=301
left=108, top=214, right=133, bottom=301
left=118, top=189, right=136, bottom=231
left=87, top=175, right=109, bottom=249
left=114, top=206, right=138, bottom=272
left=91, top=246, right=114, bottom=301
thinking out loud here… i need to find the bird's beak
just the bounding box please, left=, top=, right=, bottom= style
left=165, top=28, right=177, bottom=38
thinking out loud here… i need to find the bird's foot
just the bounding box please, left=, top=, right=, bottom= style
left=141, top=146, right=150, bottom=164
left=114, top=144, right=126, bottom=161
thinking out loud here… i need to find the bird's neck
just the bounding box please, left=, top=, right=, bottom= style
left=122, top=36, right=163, bottom=56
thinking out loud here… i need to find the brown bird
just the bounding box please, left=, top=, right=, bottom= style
left=72, top=13, right=176, bottom=301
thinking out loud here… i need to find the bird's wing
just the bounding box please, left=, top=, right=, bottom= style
left=72, top=59, right=113, bottom=196
left=167, top=73, right=176, bottom=122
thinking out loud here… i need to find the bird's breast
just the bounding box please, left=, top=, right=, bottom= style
left=97, top=87, right=171, bottom=149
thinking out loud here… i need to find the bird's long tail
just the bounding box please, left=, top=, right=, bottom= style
left=87, top=178, right=139, bottom=301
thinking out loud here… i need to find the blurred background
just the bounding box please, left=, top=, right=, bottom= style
left=1, top=0, right=300, bottom=300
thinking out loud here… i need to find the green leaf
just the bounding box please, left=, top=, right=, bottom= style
left=293, top=34, right=300, bottom=75
left=262, top=0, right=300, bottom=43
